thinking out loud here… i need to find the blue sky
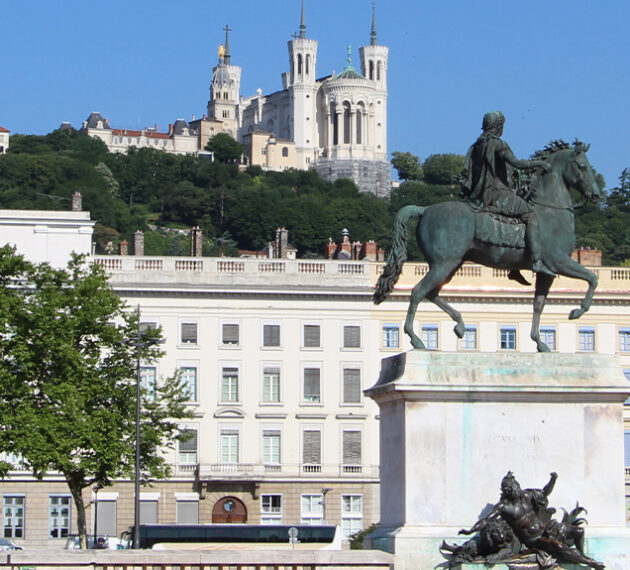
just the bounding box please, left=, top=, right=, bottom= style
left=2, top=1, right=628, bottom=189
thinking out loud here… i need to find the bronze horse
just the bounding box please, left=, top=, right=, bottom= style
left=374, top=142, right=602, bottom=352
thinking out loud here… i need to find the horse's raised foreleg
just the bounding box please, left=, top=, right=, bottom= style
left=427, top=289, right=466, bottom=338
left=404, top=265, right=460, bottom=349
left=552, top=257, right=598, bottom=320
left=531, top=273, right=554, bottom=352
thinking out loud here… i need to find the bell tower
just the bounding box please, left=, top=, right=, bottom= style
left=207, top=25, right=242, bottom=138
left=287, top=1, right=318, bottom=168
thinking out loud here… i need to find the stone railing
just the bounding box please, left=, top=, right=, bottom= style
left=198, top=462, right=379, bottom=480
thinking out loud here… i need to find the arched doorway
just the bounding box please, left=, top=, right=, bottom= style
left=212, top=496, right=247, bottom=523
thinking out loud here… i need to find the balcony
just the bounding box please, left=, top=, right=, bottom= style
left=197, top=462, right=379, bottom=480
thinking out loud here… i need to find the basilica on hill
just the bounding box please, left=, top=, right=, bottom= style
left=80, top=3, right=390, bottom=197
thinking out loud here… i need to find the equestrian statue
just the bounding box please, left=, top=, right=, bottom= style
left=374, top=111, right=602, bottom=352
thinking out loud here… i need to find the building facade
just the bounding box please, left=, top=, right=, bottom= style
left=80, top=3, right=390, bottom=196
left=0, top=126, right=9, bottom=154
left=1, top=210, right=629, bottom=548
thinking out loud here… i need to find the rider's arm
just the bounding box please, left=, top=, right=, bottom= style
left=499, top=146, right=550, bottom=172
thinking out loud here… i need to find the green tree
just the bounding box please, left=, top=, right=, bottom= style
left=0, top=248, right=191, bottom=548
left=204, top=133, right=244, bottom=164
left=391, top=151, right=423, bottom=181
left=422, top=153, right=465, bottom=185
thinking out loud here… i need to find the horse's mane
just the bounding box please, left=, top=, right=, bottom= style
left=530, top=139, right=573, bottom=161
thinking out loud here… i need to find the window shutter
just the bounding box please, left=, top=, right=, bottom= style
left=304, top=368, right=320, bottom=401
left=343, top=431, right=361, bottom=465
left=264, top=324, right=280, bottom=346
left=343, top=369, right=361, bottom=403
left=302, top=430, right=321, bottom=464
left=222, top=324, right=239, bottom=344
left=344, top=326, right=360, bottom=348
left=176, top=501, right=198, bottom=524
left=304, top=325, right=320, bottom=348
left=181, top=323, right=197, bottom=344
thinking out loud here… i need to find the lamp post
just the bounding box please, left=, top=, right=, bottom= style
left=133, top=305, right=141, bottom=549
left=92, top=483, right=101, bottom=547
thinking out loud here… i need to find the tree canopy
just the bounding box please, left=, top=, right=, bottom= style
left=204, top=133, right=244, bottom=164
left=0, top=247, right=191, bottom=547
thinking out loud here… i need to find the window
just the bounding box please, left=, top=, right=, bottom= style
left=222, top=323, right=239, bottom=346
left=263, top=324, right=280, bottom=347
left=3, top=495, right=24, bottom=538
left=578, top=327, right=595, bottom=352
left=625, top=430, right=630, bottom=468
left=302, top=429, right=321, bottom=472
left=263, top=430, right=281, bottom=466
left=421, top=325, right=439, bottom=350
left=342, top=430, right=362, bottom=472
left=282, top=147, right=289, bottom=158
left=221, top=367, right=239, bottom=402
left=221, top=429, right=239, bottom=463
left=303, top=368, right=321, bottom=403
left=140, top=500, right=158, bottom=525
left=261, top=494, right=282, bottom=524
left=342, top=368, right=361, bottom=404
left=180, top=367, right=197, bottom=401
left=95, top=498, right=116, bottom=536
left=176, top=501, right=198, bottom=524
left=382, top=324, right=399, bottom=349
left=500, top=326, right=517, bottom=350
left=140, top=366, right=156, bottom=399
left=303, top=324, right=321, bottom=348
left=301, top=494, right=323, bottom=525
left=623, top=369, right=630, bottom=405
left=461, top=326, right=477, bottom=350
left=540, top=327, right=556, bottom=351
left=49, top=496, right=71, bottom=538
left=343, top=325, right=361, bottom=348
left=341, top=495, right=363, bottom=539
left=179, top=429, right=197, bottom=465
left=262, top=367, right=280, bottom=403
left=619, top=329, right=630, bottom=352
left=180, top=322, right=198, bottom=345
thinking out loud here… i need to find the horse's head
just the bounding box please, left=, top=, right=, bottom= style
left=560, top=142, right=602, bottom=204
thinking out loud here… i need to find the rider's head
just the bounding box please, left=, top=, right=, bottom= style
left=482, top=111, right=505, bottom=136
left=500, top=471, right=522, bottom=500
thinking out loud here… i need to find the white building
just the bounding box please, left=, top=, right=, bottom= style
left=0, top=125, right=9, bottom=154
left=1, top=209, right=629, bottom=548
left=80, top=3, right=390, bottom=196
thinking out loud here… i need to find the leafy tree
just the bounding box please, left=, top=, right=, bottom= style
left=204, top=133, right=244, bottom=164
left=391, top=151, right=423, bottom=181
left=422, top=153, right=465, bottom=185
left=0, top=248, right=191, bottom=548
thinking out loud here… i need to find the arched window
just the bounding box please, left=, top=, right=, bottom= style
left=377, top=61, right=382, bottom=81
left=343, top=102, right=351, bottom=144
left=282, top=147, right=289, bottom=157
left=331, top=103, right=338, bottom=146
left=306, top=54, right=310, bottom=75
left=356, top=105, right=363, bottom=144
left=267, top=119, right=274, bottom=135
left=298, top=54, right=303, bottom=77
left=369, top=60, right=374, bottom=80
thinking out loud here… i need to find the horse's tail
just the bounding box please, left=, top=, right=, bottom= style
left=373, top=205, right=426, bottom=304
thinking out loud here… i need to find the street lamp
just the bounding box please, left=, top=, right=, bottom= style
left=92, top=483, right=101, bottom=547
left=321, top=487, right=332, bottom=524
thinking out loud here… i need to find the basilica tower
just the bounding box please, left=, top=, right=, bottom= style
left=207, top=25, right=242, bottom=138
left=287, top=1, right=319, bottom=168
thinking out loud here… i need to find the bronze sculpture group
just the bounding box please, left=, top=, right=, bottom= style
left=374, top=111, right=603, bottom=352
left=441, top=472, right=604, bottom=570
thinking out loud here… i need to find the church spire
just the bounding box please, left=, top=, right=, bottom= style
left=370, top=2, right=377, bottom=46
left=223, top=24, right=232, bottom=64
left=299, top=0, right=306, bottom=39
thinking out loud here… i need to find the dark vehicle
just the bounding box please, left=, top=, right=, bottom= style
left=127, top=524, right=340, bottom=550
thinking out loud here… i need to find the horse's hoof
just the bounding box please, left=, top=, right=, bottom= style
left=410, top=338, right=426, bottom=350
left=454, top=323, right=465, bottom=339
left=569, top=308, right=584, bottom=320
left=537, top=343, right=551, bottom=353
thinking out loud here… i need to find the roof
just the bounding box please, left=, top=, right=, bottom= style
left=83, top=112, right=111, bottom=130
left=172, top=119, right=195, bottom=136
left=0, top=126, right=9, bottom=133
left=213, top=63, right=231, bottom=86
left=330, top=65, right=365, bottom=81
left=112, top=129, right=170, bottom=139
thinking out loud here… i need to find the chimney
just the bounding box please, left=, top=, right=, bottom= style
left=190, top=226, right=203, bottom=257
left=275, top=227, right=289, bottom=259
left=71, top=191, right=82, bottom=211
left=339, top=229, right=351, bottom=258
left=133, top=230, right=144, bottom=256
left=577, top=247, right=602, bottom=267
left=325, top=238, right=337, bottom=259
left=362, top=240, right=378, bottom=261
left=117, top=240, right=128, bottom=255
left=377, top=247, right=385, bottom=262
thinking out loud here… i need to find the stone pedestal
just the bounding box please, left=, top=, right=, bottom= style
left=364, top=351, right=630, bottom=570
